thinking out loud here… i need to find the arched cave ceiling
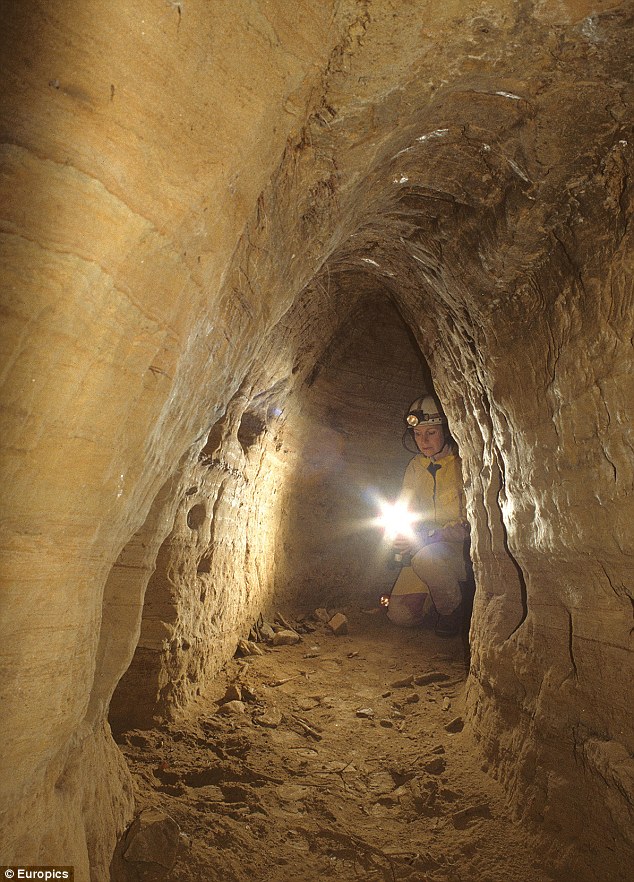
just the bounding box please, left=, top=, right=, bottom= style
left=0, top=2, right=632, bottom=880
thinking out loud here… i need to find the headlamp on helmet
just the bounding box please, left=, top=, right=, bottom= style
left=405, top=395, right=446, bottom=428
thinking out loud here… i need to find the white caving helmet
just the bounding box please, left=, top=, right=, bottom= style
left=405, top=395, right=447, bottom=428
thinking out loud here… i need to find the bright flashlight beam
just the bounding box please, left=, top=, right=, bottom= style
left=376, top=500, right=419, bottom=541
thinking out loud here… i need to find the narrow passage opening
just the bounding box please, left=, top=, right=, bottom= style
left=277, top=292, right=432, bottom=610
left=106, top=291, right=515, bottom=882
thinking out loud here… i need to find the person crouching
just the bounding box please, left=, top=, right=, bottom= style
left=387, top=395, right=470, bottom=638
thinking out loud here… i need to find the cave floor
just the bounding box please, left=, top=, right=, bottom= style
left=117, top=610, right=563, bottom=882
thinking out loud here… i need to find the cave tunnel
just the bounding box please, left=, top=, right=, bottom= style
left=1, top=2, right=633, bottom=882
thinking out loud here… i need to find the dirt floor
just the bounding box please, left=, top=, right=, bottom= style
left=115, top=607, right=563, bottom=882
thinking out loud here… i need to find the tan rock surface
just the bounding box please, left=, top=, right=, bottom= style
left=114, top=611, right=599, bottom=882
left=0, top=1, right=632, bottom=880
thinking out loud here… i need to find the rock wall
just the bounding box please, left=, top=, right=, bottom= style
left=0, top=0, right=356, bottom=875
left=107, top=386, right=291, bottom=732
left=1, top=1, right=632, bottom=880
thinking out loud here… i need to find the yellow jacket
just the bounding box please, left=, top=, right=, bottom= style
left=401, top=451, right=466, bottom=533
left=390, top=451, right=467, bottom=601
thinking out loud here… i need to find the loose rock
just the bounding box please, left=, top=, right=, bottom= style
left=452, top=802, right=492, bottom=827
left=259, top=622, right=276, bottom=642
left=390, top=675, right=414, bottom=688
left=272, top=629, right=301, bottom=646
left=239, top=683, right=258, bottom=702
left=237, top=638, right=265, bottom=657
left=424, top=757, right=447, bottom=775
left=275, top=612, right=294, bottom=630
left=327, top=613, right=349, bottom=635
left=445, top=716, right=464, bottom=733
left=297, top=697, right=320, bottom=711
left=356, top=707, right=375, bottom=718
left=220, top=684, right=243, bottom=704
left=313, top=607, right=331, bottom=623
left=123, top=808, right=180, bottom=871
left=414, top=671, right=451, bottom=686
left=217, top=700, right=246, bottom=716
left=276, top=783, right=311, bottom=801
left=255, top=707, right=283, bottom=728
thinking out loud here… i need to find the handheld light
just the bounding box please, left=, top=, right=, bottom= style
left=377, top=500, right=418, bottom=541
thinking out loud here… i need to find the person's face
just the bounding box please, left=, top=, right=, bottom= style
left=413, top=424, right=447, bottom=458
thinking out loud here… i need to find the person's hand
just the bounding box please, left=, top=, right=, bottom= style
left=424, top=522, right=470, bottom=545
left=392, top=535, right=413, bottom=554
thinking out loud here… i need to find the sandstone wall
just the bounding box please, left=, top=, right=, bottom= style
left=1, top=1, right=632, bottom=880
left=0, top=0, right=356, bottom=875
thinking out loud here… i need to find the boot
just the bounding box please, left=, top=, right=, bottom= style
left=435, top=606, right=462, bottom=638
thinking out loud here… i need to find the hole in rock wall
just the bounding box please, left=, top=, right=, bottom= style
left=199, top=418, right=225, bottom=462
left=196, top=552, right=212, bottom=575
left=186, top=503, right=206, bottom=530
left=237, top=410, right=267, bottom=452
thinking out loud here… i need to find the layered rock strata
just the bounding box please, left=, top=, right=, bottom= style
left=0, top=2, right=632, bottom=880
